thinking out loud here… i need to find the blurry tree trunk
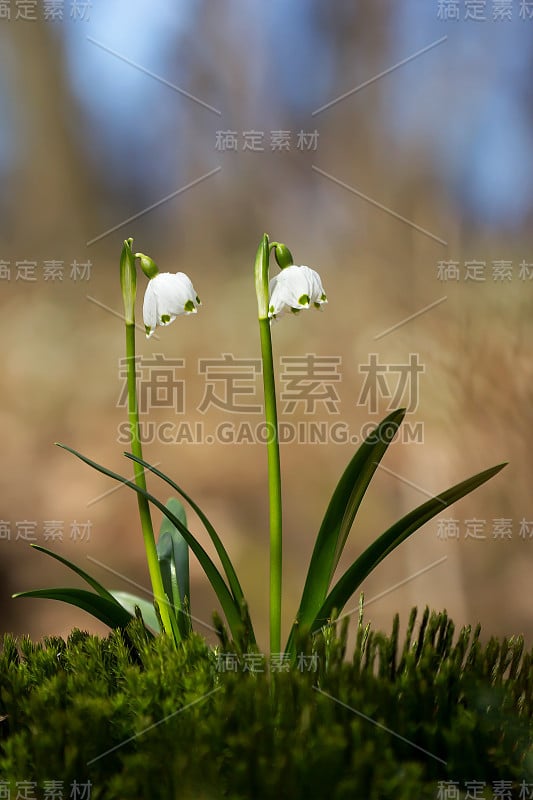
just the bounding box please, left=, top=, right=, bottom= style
left=4, top=21, right=95, bottom=248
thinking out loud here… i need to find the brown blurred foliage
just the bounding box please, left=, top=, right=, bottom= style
left=0, top=3, right=532, bottom=650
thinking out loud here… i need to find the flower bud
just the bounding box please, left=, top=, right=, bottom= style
left=135, top=253, right=159, bottom=280
left=272, top=243, right=294, bottom=270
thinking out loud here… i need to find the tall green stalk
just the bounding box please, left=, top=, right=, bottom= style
left=255, top=235, right=283, bottom=655
left=120, top=239, right=176, bottom=641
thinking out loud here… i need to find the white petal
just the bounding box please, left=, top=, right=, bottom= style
left=159, top=314, right=177, bottom=326
left=142, top=280, right=158, bottom=338
left=268, top=265, right=326, bottom=319
left=160, top=273, right=199, bottom=316
left=142, top=271, right=200, bottom=336
left=307, top=268, right=327, bottom=306
left=268, top=274, right=291, bottom=317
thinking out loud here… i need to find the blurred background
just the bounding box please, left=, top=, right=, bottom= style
left=1, top=0, right=532, bottom=651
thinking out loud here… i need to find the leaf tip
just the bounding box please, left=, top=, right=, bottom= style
left=486, top=461, right=508, bottom=476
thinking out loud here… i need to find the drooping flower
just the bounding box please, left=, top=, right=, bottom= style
left=143, top=272, right=201, bottom=338
left=268, top=265, right=327, bottom=319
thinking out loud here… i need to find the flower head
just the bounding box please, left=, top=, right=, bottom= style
left=268, top=265, right=327, bottom=320
left=143, top=272, right=201, bottom=338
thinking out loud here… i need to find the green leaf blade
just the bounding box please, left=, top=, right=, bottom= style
left=157, top=497, right=190, bottom=609
left=311, top=462, right=507, bottom=633
left=56, top=443, right=253, bottom=646
left=157, top=498, right=191, bottom=638
left=126, top=453, right=246, bottom=606
left=294, top=408, right=406, bottom=633
left=25, top=544, right=120, bottom=605
left=110, top=591, right=160, bottom=632
left=14, top=588, right=135, bottom=630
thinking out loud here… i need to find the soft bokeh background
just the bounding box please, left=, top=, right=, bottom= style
left=1, top=1, right=532, bottom=651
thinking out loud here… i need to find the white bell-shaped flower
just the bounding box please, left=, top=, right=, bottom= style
left=268, top=265, right=327, bottom=320
left=143, top=272, right=200, bottom=338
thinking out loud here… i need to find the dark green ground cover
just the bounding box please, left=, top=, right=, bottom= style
left=0, top=608, right=531, bottom=799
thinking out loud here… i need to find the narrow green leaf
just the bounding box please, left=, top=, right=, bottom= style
left=311, top=462, right=507, bottom=633
left=56, top=443, right=252, bottom=646
left=157, top=498, right=192, bottom=638
left=14, top=588, right=135, bottom=630
left=24, top=544, right=119, bottom=605
left=110, top=591, right=160, bottom=632
left=126, top=454, right=254, bottom=641
left=157, top=498, right=190, bottom=609
left=126, top=453, right=246, bottom=606
left=295, top=409, right=406, bottom=633
left=157, top=535, right=188, bottom=638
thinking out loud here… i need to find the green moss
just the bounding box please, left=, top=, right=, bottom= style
left=0, top=609, right=531, bottom=799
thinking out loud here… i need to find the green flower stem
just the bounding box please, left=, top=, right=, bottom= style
left=255, top=235, right=283, bottom=655
left=121, top=240, right=176, bottom=641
